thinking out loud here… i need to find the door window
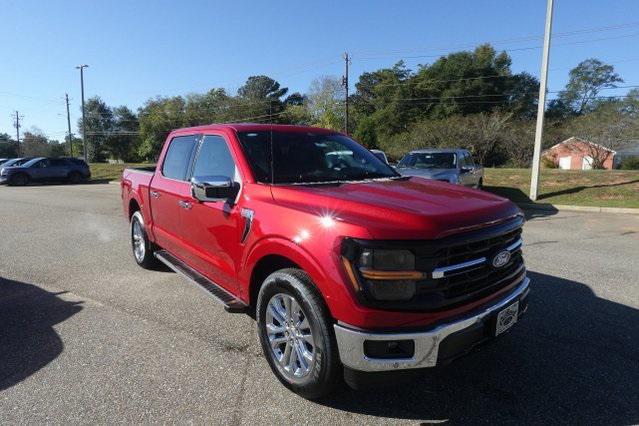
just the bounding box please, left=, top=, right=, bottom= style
left=192, top=135, right=237, bottom=180
left=162, top=135, right=197, bottom=180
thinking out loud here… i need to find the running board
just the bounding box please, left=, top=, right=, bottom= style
left=154, top=250, right=248, bottom=314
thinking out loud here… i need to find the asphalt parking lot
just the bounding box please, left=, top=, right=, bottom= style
left=1, top=183, right=638, bottom=424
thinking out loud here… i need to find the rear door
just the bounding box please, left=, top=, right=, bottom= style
left=149, top=134, right=198, bottom=255
left=178, top=133, right=243, bottom=293
left=48, top=158, right=71, bottom=179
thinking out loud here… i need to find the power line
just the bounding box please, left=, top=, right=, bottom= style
left=353, top=21, right=639, bottom=57
left=357, top=32, right=639, bottom=60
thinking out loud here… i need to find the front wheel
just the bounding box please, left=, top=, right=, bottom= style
left=10, top=173, right=29, bottom=186
left=130, top=211, right=159, bottom=269
left=256, top=269, right=341, bottom=399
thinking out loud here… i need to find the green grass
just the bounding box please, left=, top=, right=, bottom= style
left=89, top=163, right=154, bottom=182
left=484, top=168, right=639, bottom=209
left=90, top=163, right=639, bottom=209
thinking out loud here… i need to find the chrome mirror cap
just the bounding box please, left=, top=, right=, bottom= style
left=190, top=175, right=235, bottom=202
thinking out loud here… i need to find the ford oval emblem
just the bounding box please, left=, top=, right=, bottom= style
left=492, top=250, right=511, bottom=268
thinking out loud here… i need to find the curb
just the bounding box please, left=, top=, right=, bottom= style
left=517, top=202, right=639, bottom=215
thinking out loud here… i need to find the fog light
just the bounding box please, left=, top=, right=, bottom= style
left=364, top=339, right=415, bottom=359
left=363, top=279, right=416, bottom=301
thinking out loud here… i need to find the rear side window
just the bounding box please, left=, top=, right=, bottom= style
left=192, top=135, right=237, bottom=179
left=50, top=159, right=68, bottom=167
left=162, top=135, right=197, bottom=180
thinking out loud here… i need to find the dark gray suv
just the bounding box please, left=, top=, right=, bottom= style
left=0, top=157, right=91, bottom=186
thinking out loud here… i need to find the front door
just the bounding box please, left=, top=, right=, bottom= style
left=150, top=134, right=198, bottom=255
left=180, top=134, right=243, bottom=294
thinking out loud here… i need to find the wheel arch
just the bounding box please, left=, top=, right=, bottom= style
left=245, top=238, right=332, bottom=318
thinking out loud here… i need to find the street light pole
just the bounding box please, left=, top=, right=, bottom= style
left=76, top=64, right=89, bottom=162
left=530, top=0, right=554, bottom=201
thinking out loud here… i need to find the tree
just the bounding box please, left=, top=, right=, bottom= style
left=306, top=76, right=345, bottom=130
left=21, top=128, right=51, bottom=157
left=557, top=59, right=623, bottom=115
left=103, top=106, right=140, bottom=161
left=353, top=116, right=378, bottom=149
left=566, top=102, right=638, bottom=168
left=236, top=75, right=288, bottom=122
left=137, top=96, right=186, bottom=160
left=0, top=133, right=18, bottom=157
left=78, top=96, right=114, bottom=161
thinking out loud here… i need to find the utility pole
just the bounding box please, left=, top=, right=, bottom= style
left=65, top=93, right=73, bottom=157
left=342, top=52, right=350, bottom=134
left=530, top=0, right=554, bottom=201
left=13, top=111, right=22, bottom=143
left=76, top=64, right=89, bottom=162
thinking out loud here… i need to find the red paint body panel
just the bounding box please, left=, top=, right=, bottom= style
left=122, top=124, right=524, bottom=330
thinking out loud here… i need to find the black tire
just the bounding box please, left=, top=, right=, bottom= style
left=130, top=211, right=159, bottom=269
left=9, top=173, right=29, bottom=186
left=256, top=268, right=341, bottom=399
left=68, top=171, right=83, bottom=184
left=477, top=178, right=484, bottom=189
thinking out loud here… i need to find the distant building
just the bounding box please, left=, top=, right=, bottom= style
left=543, top=137, right=615, bottom=170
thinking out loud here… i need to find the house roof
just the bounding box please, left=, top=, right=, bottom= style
left=546, top=137, right=616, bottom=154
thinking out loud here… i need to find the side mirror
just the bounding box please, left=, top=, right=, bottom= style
left=191, top=176, right=238, bottom=202
left=460, top=166, right=473, bottom=174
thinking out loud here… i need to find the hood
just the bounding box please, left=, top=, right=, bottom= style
left=397, top=168, right=457, bottom=181
left=271, top=177, right=520, bottom=240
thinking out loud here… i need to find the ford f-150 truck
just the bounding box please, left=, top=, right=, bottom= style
left=121, top=124, right=529, bottom=399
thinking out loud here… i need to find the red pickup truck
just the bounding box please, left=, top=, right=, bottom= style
left=121, top=124, right=529, bottom=399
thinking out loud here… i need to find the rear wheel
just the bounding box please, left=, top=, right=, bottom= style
left=130, top=211, right=159, bottom=269
left=68, top=171, right=83, bottom=184
left=477, top=178, right=484, bottom=189
left=256, top=268, right=341, bottom=399
left=10, top=173, right=29, bottom=186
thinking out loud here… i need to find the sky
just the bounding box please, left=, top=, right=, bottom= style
left=2, top=0, right=639, bottom=140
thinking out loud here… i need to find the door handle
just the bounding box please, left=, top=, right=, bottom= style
left=150, top=191, right=160, bottom=198
left=178, top=200, right=192, bottom=210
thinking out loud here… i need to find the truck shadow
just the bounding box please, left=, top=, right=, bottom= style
left=0, top=277, right=83, bottom=392
left=483, top=186, right=559, bottom=220
left=321, top=271, right=639, bottom=425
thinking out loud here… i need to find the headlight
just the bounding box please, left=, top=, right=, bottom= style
left=359, top=249, right=415, bottom=271
left=342, top=242, right=422, bottom=302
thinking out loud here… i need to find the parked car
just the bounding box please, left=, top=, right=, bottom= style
left=0, top=157, right=91, bottom=185
left=0, top=158, right=8, bottom=165
left=122, top=124, right=528, bottom=399
left=0, top=157, right=32, bottom=176
left=370, top=149, right=389, bottom=164
left=396, top=148, right=484, bottom=188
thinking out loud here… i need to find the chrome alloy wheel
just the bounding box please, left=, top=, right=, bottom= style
left=132, top=218, right=145, bottom=263
left=266, top=293, right=315, bottom=379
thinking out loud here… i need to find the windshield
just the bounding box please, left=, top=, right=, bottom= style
left=237, top=131, right=398, bottom=184
left=398, top=152, right=456, bottom=169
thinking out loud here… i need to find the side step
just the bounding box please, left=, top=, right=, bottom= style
left=154, top=250, right=248, bottom=314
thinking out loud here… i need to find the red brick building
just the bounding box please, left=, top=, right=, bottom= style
left=543, top=137, right=615, bottom=170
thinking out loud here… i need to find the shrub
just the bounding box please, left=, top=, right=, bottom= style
left=541, top=156, right=558, bottom=168
left=620, top=156, right=639, bottom=170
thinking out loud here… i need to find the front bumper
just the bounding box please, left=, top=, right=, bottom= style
left=0, top=176, right=7, bottom=184
left=334, top=275, right=530, bottom=372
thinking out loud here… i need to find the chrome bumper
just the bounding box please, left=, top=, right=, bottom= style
left=334, top=276, right=530, bottom=372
